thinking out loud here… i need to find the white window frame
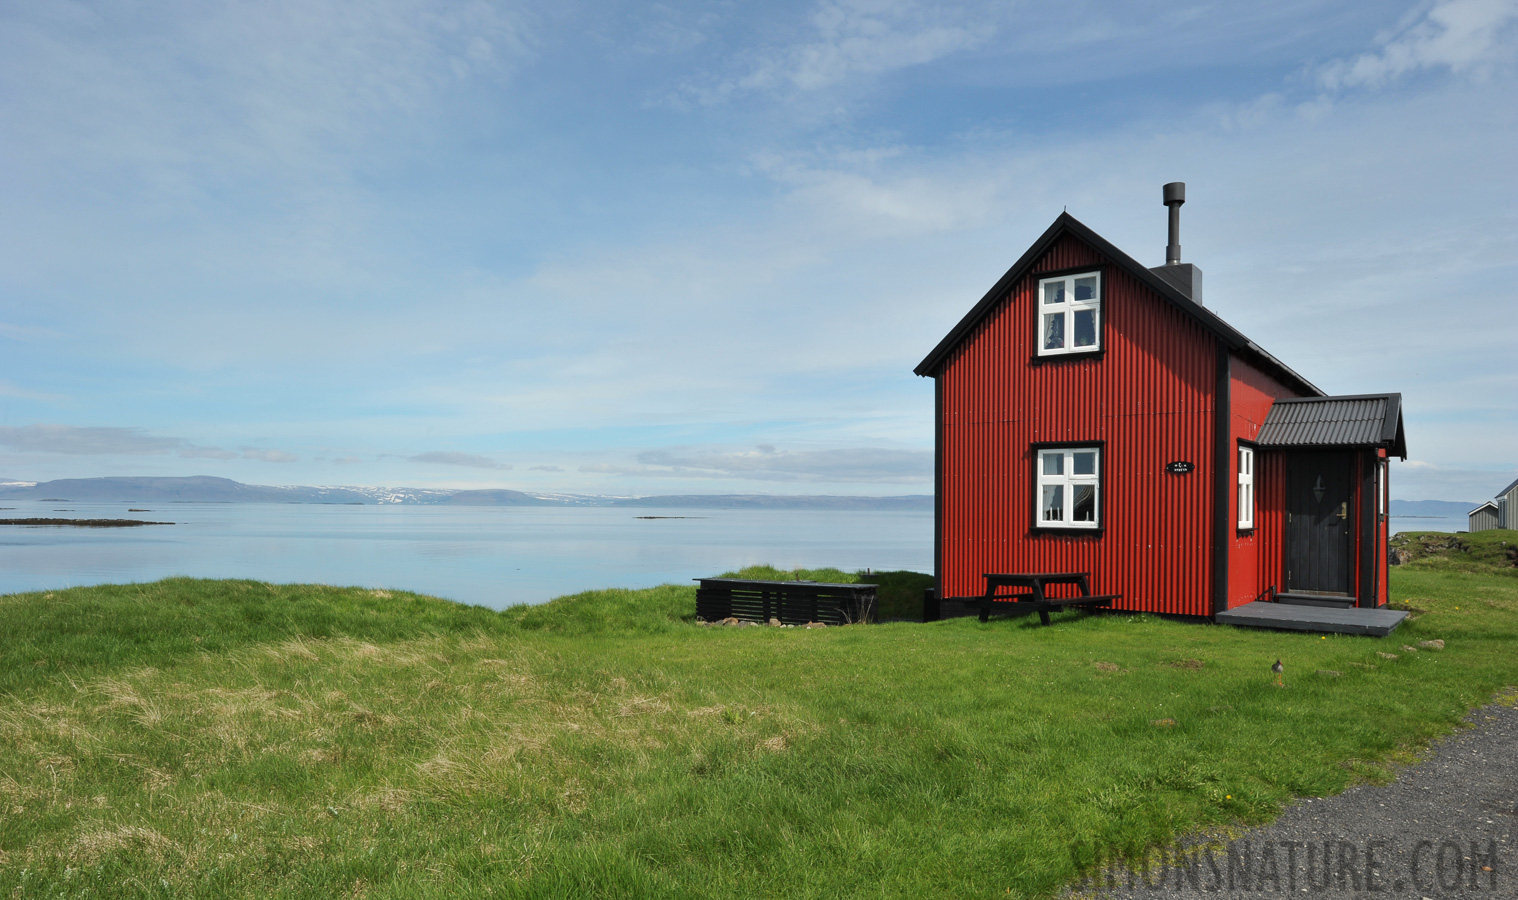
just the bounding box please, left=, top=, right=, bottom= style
left=1377, top=459, right=1386, bottom=519
left=1035, top=446, right=1101, bottom=529
left=1237, top=445, right=1255, bottom=530
left=1036, top=270, right=1102, bottom=357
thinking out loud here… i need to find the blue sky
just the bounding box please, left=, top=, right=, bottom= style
left=1, top=0, right=1514, bottom=500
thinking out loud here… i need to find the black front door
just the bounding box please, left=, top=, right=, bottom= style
left=1285, top=452, right=1356, bottom=596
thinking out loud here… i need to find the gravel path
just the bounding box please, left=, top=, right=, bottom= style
left=1072, top=698, right=1518, bottom=899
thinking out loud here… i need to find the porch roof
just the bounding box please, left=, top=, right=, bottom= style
left=1256, top=393, right=1407, bottom=459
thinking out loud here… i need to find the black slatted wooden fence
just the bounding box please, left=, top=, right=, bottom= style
left=695, top=578, right=877, bottom=626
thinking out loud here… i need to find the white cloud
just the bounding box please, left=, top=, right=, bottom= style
left=2, top=2, right=1512, bottom=500
left=0, top=381, right=67, bottom=403
left=0, top=322, right=65, bottom=342
left=583, top=445, right=931, bottom=483
left=682, top=0, right=991, bottom=104
left=241, top=448, right=300, bottom=463
left=2, top=0, right=538, bottom=181
left=754, top=149, right=1010, bottom=238
left=0, top=425, right=182, bottom=455
left=394, top=55, right=1513, bottom=457
left=1318, top=0, right=1518, bottom=90
left=409, top=451, right=512, bottom=470
left=1392, top=459, right=1518, bottom=502
left=180, top=446, right=240, bottom=461
left=781, top=0, right=986, bottom=90
left=0, top=424, right=237, bottom=458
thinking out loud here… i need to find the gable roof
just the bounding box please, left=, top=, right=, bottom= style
left=1470, top=500, right=1499, bottom=516
left=913, top=212, right=1323, bottom=397
left=1498, top=476, right=1518, bottom=499
left=1255, top=393, right=1408, bottom=459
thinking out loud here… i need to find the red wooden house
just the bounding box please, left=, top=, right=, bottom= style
left=914, top=185, right=1407, bottom=621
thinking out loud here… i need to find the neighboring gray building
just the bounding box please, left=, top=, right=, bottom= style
left=1499, top=476, right=1518, bottom=529
left=1469, top=476, right=1518, bottom=532
left=1469, top=500, right=1500, bottom=532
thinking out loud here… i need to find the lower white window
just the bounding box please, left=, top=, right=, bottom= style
left=1238, top=445, right=1255, bottom=529
left=1037, top=446, right=1100, bottom=528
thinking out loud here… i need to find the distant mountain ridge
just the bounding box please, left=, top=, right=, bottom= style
left=0, top=478, right=1485, bottom=515
left=0, top=476, right=374, bottom=504
left=1389, top=499, right=1482, bottom=517
left=443, top=489, right=559, bottom=506
left=0, top=476, right=932, bottom=510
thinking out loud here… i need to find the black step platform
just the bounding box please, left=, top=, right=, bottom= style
left=1216, top=600, right=1408, bottom=637
left=1274, top=592, right=1357, bottom=609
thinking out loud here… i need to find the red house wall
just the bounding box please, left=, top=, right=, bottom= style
left=1225, top=356, right=1307, bottom=609
left=1255, top=451, right=1288, bottom=603
left=1352, top=448, right=1391, bottom=608
left=937, top=234, right=1218, bottom=616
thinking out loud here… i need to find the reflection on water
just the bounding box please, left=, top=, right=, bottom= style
left=0, top=500, right=932, bottom=610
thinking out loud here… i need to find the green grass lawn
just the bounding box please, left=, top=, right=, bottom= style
left=0, top=541, right=1514, bottom=899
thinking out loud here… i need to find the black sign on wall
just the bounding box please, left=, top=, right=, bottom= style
left=1166, top=461, right=1195, bottom=475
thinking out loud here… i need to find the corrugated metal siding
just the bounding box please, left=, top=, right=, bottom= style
left=1470, top=505, right=1500, bottom=532
left=1499, top=484, right=1518, bottom=528
left=1257, top=396, right=1392, bottom=448
left=1254, top=451, right=1288, bottom=601
left=1226, top=356, right=1305, bottom=608
left=938, top=234, right=1216, bottom=616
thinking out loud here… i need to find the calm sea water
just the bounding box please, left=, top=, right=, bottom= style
left=0, top=500, right=932, bottom=609
left=0, top=501, right=1462, bottom=609
left=1389, top=515, right=1469, bottom=536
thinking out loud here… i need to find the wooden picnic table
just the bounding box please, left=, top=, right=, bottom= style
left=978, top=572, right=1121, bottom=625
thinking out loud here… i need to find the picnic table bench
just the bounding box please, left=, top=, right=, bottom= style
left=978, top=572, right=1121, bottom=625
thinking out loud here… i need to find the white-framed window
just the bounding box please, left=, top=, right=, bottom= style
left=1037, top=271, right=1101, bottom=356
left=1237, top=445, right=1255, bottom=530
left=1377, top=459, right=1386, bottom=519
left=1036, top=446, right=1100, bottom=529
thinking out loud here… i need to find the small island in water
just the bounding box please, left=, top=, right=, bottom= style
left=0, top=518, right=174, bottom=527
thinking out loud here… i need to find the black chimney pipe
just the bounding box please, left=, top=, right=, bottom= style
left=1163, top=181, right=1185, bottom=265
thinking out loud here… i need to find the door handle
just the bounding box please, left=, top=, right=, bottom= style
left=1338, top=501, right=1348, bottom=519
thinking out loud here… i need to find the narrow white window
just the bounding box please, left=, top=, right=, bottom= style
left=1037, top=271, right=1101, bottom=356
left=1036, top=447, right=1100, bottom=528
left=1377, top=460, right=1386, bottom=518
left=1237, top=445, right=1255, bottom=530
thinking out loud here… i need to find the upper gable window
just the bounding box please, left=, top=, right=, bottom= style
left=1037, top=271, right=1101, bottom=356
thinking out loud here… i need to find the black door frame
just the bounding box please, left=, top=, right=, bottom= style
left=1284, top=450, right=1358, bottom=598
left=1357, top=453, right=1380, bottom=609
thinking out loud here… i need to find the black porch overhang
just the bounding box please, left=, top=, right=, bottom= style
left=1255, top=393, right=1407, bottom=460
